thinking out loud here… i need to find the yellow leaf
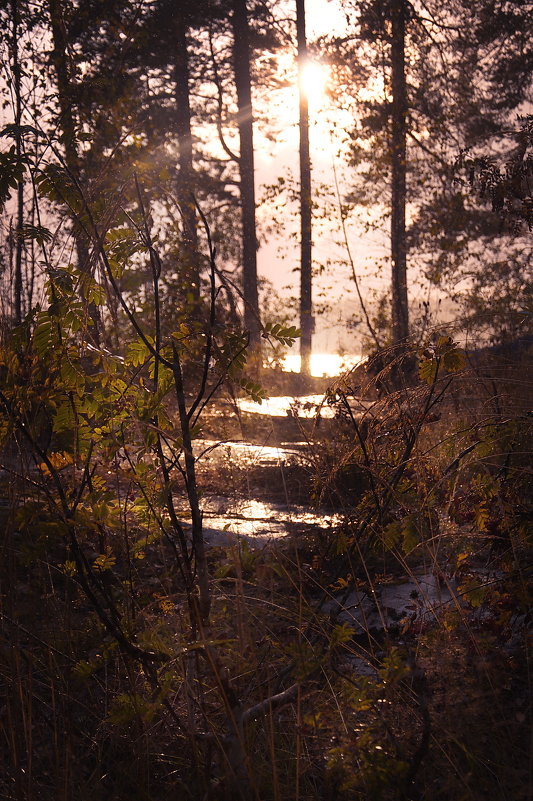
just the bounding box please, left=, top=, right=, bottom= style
left=474, top=504, right=489, bottom=532
left=60, top=560, right=77, bottom=577
left=94, top=549, right=116, bottom=572
left=418, top=356, right=437, bottom=385
left=436, top=335, right=453, bottom=350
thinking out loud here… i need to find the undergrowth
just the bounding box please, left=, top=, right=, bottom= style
left=0, top=163, right=531, bottom=800
left=1, top=323, right=531, bottom=800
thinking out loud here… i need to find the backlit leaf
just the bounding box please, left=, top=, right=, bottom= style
left=418, top=356, right=438, bottom=385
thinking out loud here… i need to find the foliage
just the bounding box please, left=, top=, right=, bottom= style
left=0, top=1, right=531, bottom=799
left=458, top=115, right=533, bottom=234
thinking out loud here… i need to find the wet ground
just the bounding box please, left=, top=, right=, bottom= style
left=193, top=389, right=501, bottom=652
left=194, top=382, right=373, bottom=541
left=195, top=433, right=337, bottom=546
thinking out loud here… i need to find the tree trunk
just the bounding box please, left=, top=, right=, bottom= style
left=174, top=15, right=201, bottom=310
left=296, top=0, right=312, bottom=377
left=48, top=0, right=100, bottom=343
left=11, top=0, right=23, bottom=325
left=232, top=0, right=260, bottom=349
left=390, top=0, right=409, bottom=345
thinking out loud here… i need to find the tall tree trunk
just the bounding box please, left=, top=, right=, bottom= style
left=232, top=0, right=260, bottom=349
left=390, top=0, right=409, bottom=345
left=174, top=15, right=201, bottom=311
left=11, top=0, right=23, bottom=325
left=296, top=0, right=312, bottom=377
left=48, top=0, right=100, bottom=343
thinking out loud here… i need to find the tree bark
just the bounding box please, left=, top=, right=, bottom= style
left=11, top=0, right=23, bottom=325
left=390, top=0, right=409, bottom=345
left=48, top=0, right=100, bottom=342
left=174, top=14, right=201, bottom=310
left=232, top=0, right=260, bottom=349
left=296, top=0, right=312, bottom=376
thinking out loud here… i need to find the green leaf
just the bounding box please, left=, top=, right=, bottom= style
left=0, top=149, right=28, bottom=210
left=17, top=224, right=54, bottom=245
left=52, top=400, right=76, bottom=433
left=108, top=692, right=152, bottom=724
left=474, top=503, right=489, bottom=532
left=240, top=377, right=268, bottom=403
left=459, top=578, right=489, bottom=608
left=93, top=549, right=116, bottom=572
left=330, top=623, right=355, bottom=647
left=35, top=164, right=82, bottom=213
left=418, top=355, right=438, bottom=385
left=0, top=123, right=45, bottom=140
left=80, top=274, right=107, bottom=306
left=60, top=560, right=77, bottom=577
left=217, top=330, right=249, bottom=376
left=72, top=658, right=100, bottom=680
left=60, top=358, right=85, bottom=393
left=401, top=519, right=419, bottom=554
left=263, top=322, right=301, bottom=346
left=33, top=315, right=53, bottom=355
left=125, top=337, right=153, bottom=367
left=383, top=521, right=401, bottom=549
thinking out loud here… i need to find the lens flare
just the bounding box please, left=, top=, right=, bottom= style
left=299, top=61, right=329, bottom=103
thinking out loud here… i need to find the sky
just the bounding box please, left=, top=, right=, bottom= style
left=0, top=0, right=452, bottom=364
left=252, top=0, right=391, bottom=356
left=251, top=0, right=463, bottom=361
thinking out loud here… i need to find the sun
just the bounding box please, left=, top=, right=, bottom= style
left=299, top=61, right=329, bottom=105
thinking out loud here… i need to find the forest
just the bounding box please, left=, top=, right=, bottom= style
left=0, top=0, right=531, bottom=799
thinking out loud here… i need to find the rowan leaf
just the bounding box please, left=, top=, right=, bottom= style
left=33, top=315, right=54, bottom=356
left=126, top=337, right=153, bottom=367
left=93, top=549, right=116, bottom=572
left=418, top=355, right=438, bottom=385
left=474, top=503, right=489, bottom=532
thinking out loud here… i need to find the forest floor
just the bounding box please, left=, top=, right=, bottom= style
left=1, top=355, right=531, bottom=801
left=227, top=357, right=529, bottom=791
left=190, top=359, right=531, bottom=799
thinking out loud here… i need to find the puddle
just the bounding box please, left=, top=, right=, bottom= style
left=236, top=394, right=335, bottom=418
left=188, top=435, right=338, bottom=546
left=184, top=497, right=341, bottom=548
left=196, top=439, right=305, bottom=466
left=236, top=393, right=373, bottom=420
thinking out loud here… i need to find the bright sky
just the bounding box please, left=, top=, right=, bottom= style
left=0, top=0, right=433, bottom=363
left=253, top=0, right=390, bottom=357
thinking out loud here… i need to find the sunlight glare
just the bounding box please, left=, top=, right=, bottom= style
left=282, top=353, right=364, bottom=377
left=300, top=61, right=329, bottom=104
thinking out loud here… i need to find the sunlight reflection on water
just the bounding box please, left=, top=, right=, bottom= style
left=192, top=443, right=341, bottom=544
left=201, top=496, right=341, bottom=544
left=197, top=439, right=304, bottom=463
left=236, top=394, right=334, bottom=418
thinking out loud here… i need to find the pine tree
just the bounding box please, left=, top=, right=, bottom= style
left=296, top=0, right=312, bottom=375
left=231, top=0, right=260, bottom=349
left=324, top=0, right=533, bottom=345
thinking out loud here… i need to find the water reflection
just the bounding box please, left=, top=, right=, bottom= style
left=197, top=439, right=306, bottom=464
left=190, top=440, right=340, bottom=546
left=201, top=496, right=340, bottom=546
left=237, top=394, right=334, bottom=418
left=236, top=392, right=373, bottom=419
